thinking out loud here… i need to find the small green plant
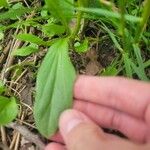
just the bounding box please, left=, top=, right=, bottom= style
left=34, top=0, right=103, bottom=138
left=34, top=0, right=76, bottom=138
left=0, top=81, right=18, bottom=126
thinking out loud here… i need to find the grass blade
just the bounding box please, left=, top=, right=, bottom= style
left=77, top=7, right=141, bottom=23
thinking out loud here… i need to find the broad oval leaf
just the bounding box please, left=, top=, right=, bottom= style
left=45, top=0, right=74, bottom=28
left=34, top=38, right=76, bottom=138
left=0, top=96, right=18, bottom=125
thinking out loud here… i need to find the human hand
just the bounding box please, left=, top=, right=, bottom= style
left=45, top=75, right=150, bottom=150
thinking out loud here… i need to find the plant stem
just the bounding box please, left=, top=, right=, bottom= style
left=118, top=0, right=126, bottom=51
left=70, top=11, right=82, bottom=42
left=135, top=0, right=150, bottom=43
left=70, top=0, right=84, bottom=43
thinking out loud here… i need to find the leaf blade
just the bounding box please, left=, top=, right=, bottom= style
left=45, top=0, right=74, bottom=29
left=42, top=23, right=65, bottom=37
left=34, top=38, right=76, bottom=138
left=0, top=6, right=31, bottom=21
left=77, top=7, right=141, bottom=23
left=15, top=34, right=48, bottom=46
left=12, top=44, right=39, bottom=56
left=0, top=96, right=18, bottom=125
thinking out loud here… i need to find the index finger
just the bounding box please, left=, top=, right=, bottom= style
left=74, top=75, right=150, bottom=121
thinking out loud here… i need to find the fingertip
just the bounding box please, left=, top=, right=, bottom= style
left=59, top=109, right=92, bottom=140
left=51, top=132, right=64, bottom=144
left=45, top=143, right=65, bottom=150
left=59, top=109, right=107, bottom=150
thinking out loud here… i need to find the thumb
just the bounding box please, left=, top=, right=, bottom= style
left=59, top=109, right=107, bottom=150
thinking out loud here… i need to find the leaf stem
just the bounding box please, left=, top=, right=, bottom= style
left=70, top=1, right=83, bottom=43
left=70, top=12, right=82, bottom=42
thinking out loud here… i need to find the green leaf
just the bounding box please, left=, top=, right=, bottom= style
left=0, top=96, right=18, bottom=125
left=12, top=2, right=23, bottom=9
left=12, top=44, right=39, bottom=56
left=45, top=0, right=74, bottom=29
left=34, top=38, right=76, bottom=138
left=74, top=38, right=89, bottom=53
left=102, top=23, right=123, bottom=53
left=0, top=6, right=31, bottom=21
left=42, top=23, right=65, bottom=37
left=15, top=34, right=49, bottom=46
left=77, top=7, right=141, bottom=23
left=132, top=44, right=149, bottom=81
left=131, top=62, right=149, bottom=81
left=144, top=60, right=150, bottom=68
left=41, top=9, right=48, bottom=17
left=0, top=0, right=8, bottom=7
left=101, top=66, right=119, bottom=76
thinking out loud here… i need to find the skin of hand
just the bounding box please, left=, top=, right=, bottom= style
left=45, top=75, right=150, bottom=150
